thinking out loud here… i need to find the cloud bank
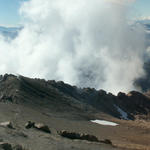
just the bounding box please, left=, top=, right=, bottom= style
left=107, top=0, right=136, bottom=4
left=0, top=0, right=147, bottom=94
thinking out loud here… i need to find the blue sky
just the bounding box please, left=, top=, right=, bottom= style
left=134, top=0, right=150, bottom=18
left=0, top=0, right=149, bottom=26
left=0, top=0, right=25, bottom=26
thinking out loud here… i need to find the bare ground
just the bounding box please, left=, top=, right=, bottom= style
left=0, top=103, right=149, bottom=150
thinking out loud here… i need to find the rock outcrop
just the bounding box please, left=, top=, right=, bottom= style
left=25, top=121, right=51, bottom=133
left=0, top=74, right=150, bottom=120
left=25, top=121, right=35, bottom=129
left=0, top=122, right=14, bottom=129
left=58, top=130, right=99, bottom=142
left=34, top=123, right=51, bottom=133
left=0, top=142, right=12, bottom=150
left=0, top=142, right=27, bottom=150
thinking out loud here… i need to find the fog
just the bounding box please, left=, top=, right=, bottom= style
left=0, top=0, right=147, bottom=94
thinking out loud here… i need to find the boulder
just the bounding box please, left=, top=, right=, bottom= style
left=59, top=130, right=99, bottom=142
left=0, top=122, right=14, bottom=129
left=59, top=130, right=80, bottom=140
left=25, top=121, right=35, bottom=129
left=0, top=142, right=12, bottom=150
left=80, top=134, right=99, bottom=142
left=100, top=139, right=112, bottom=145
left=25, top=121, right=51, bottom=133
left=12, top=145, right=23, bottom=150
left=34, top=123, right=51, bottom=133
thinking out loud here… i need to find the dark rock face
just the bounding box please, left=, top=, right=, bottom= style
left=50, top=79, right=150, bottom=119
left=117, top=91, right=150, bottom=115
left=58, top=130, right=99, bottom=142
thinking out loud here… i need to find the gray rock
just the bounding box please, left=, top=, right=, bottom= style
left=0, top=122, right=14, bottom=129
left=25, top=121, right=35, bottom=129
left=100, top=139, right=112, bottom=145
left=59, top=130, right=99, bottom=142
left=12, top=145, right=23, bottom=150
left=34, top=123, right=51, bottom=133
left=0, top=142, right=12, bottom=150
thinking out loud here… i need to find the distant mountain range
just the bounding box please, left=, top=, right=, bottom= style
left=0, top=26, right=22, bottom=39
left=0, top=22, right=150, bottom=39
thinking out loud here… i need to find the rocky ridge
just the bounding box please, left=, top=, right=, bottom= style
left=0, top=74, right=150, bottom=120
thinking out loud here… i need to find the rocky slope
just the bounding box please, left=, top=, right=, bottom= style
left=1, top=74, right=150, bottom=120
left=0, top=74, right=150, bottom=149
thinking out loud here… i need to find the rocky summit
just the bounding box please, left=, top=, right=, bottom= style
left=0, top=74, right=150, bottom=150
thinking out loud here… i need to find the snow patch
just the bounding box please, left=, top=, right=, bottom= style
left=114, top=105, right=129, bottom=120
left=91, top=120, right=118, bottom=126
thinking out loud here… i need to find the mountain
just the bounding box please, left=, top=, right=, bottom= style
left=1, top=74, right=150, bottom=120
left=0, top=26, right=21, bottom=32
left=0, top=74, right=150, bottom=149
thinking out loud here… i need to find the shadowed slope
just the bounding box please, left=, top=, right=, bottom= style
left=0, top=74, right=150, bottom=120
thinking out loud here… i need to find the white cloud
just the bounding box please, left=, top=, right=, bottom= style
left=0, top=0, right=146, bottom=94
left=139, top=16, right=150, bottom=21
left=106, top=0, right=136, bottom=4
